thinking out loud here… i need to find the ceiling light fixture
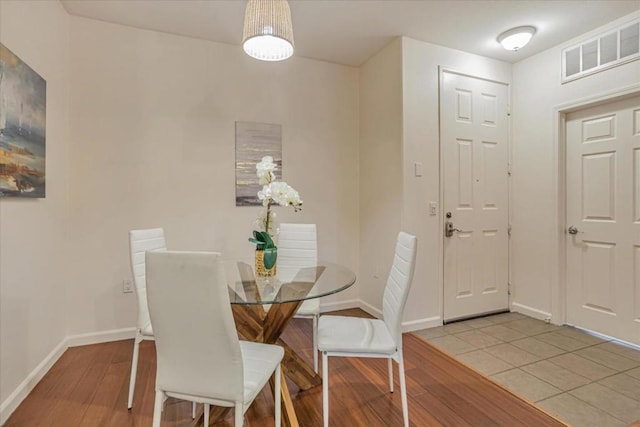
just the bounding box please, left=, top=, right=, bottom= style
left=497, top=26, right=536, bottom=51
left=242, top=0, right=295, bottom=61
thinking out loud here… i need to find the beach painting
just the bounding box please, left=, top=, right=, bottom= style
left=235, top=121, right=282, bottom=206
left=0, top=43, right=46, bottom=198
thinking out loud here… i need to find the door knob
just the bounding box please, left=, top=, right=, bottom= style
left=568, top=226, right=579, bottom=235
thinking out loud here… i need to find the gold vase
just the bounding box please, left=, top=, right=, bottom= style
left=255, top=249, right=276, bottom=277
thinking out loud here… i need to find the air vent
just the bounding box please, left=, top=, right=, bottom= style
left=562, top=18, right=639, bottom=83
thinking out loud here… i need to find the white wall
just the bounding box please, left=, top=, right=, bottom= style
left=0, top=0, right=70, bottom=420
left=65, top=17, right=360, bottom=335
left=358, top=36, right=511, bottom=327
left=511, top=12, right=640, bottom=321
left=358, top=39, right=403, bottom=313
left=401, top=37, right=510, bottom=328
left=0, top=5, right=359, bottom=420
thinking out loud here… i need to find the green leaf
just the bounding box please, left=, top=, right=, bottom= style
left=260, top=232, right=275, bottom=249
left=263, top=247, right=277, bottom=269
left=249, top=232, right=266, bottom=250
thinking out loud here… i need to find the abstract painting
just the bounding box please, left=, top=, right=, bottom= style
left=0, top=43, right=46, bottom=198
left=235, top=121, right=282, bottom=206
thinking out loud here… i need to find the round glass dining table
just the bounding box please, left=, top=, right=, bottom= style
left=209, top=260, right=356, bottom=427
left=225, top=260, right=356, bottom=305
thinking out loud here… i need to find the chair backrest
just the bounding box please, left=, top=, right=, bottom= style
left=277, top=223, right=318, bottom=283
left=129, top=228, right=166, bottom=331
left=277, top=223, right=318, bottom=267
left=382, top=232, right=418, bottom=349
left=146, top=251, right=244, bottom=402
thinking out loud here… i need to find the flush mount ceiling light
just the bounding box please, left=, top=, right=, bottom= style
left=497, top=26, right=536, bottom=51
left=243, top=0, right=294, bottom=61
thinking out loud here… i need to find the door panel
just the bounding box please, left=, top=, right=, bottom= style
left=581, top=240, right=616, bottom=314
left=566, top=95, right=640, bottom=345
left=582, top=152, right=615, bottom=220
left=635, top=149, right=640, bottom=221
left=441, top=70, right=509, bottom=321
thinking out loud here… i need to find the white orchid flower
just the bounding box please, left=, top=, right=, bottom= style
left=256, top=156, right=277, bottom=185
left=253, top=156, right=302, bottom=234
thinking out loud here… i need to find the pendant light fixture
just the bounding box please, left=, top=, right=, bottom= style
left=242, top=0, right=295, bottom=61
left=497, top=26, right=536, bottom=51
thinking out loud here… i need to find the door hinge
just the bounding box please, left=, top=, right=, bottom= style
left=507, top=282, right=512, bottom=296
left=507, top=162, right=512, bottom=176
left=507, top=224, right=512, bottom=236
left=507, top=105, right=511, bottom=117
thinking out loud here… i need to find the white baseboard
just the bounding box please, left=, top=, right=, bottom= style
left=358, top=301, right=443, bottom=332
left=511, top=302, right=551, bottom=322
left=336, top=299, right=443, bottom=332
left=319, top=299, right=360, bottom=313
left=66, top=327, right=137, bottom=348
left=0, top=339, right=67, bottom=426
left=358, top=300, right=382, bottom=318
left=402, top=316, right=442, bottom=332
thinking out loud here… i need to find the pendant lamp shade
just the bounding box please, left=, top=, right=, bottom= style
left=243, top=0, right=295, bottom=61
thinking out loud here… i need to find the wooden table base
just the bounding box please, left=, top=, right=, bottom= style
left=197, top=300, right=321, bottom=426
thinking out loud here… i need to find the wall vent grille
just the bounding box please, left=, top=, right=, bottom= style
left=562, top=18, right=639, bottom=83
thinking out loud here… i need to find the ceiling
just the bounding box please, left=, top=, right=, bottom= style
left=60, top=0, right=640, bottom=66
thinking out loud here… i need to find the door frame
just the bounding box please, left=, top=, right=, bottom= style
left=550, top=83, right=640, bottom=326
left=438, top=67, right=512, bottom=322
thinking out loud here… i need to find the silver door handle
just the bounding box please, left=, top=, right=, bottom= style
left=445, top=221, right=461, bottom=237
left=568, top=226, right=579, bottom=235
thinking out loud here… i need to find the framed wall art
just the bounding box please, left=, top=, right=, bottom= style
left=235, top=121, right=282, bottom=206
left=0, top=43, right=46, bottom=198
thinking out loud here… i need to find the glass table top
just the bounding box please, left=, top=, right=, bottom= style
left=225, top=260, right=356, bottom=305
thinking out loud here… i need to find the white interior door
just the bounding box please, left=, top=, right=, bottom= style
left=566, top=95, right=640, bottom=345
left=441, top=70, right=509, bottom=322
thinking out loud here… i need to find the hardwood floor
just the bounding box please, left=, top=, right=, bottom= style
left=5, top=309, right=566, bottom=426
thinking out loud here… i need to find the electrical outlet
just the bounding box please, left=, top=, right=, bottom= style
left=123, top=279, right=134, bottom=294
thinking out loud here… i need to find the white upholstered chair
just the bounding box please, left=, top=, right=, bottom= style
left=318, top=232, right=417, bottom=427
left=146, top=251, right=284, bottom=427
left=277, top=223, right=320, bottom=372
left=127, top=227, right=166, bottom=409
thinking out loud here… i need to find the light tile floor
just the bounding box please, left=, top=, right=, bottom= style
left=414, top=312, right=640, bottom=427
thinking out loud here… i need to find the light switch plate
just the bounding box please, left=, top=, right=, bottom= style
left=429, top=202, right=437, bottom=216
left=414, top=162, right=423, bottom=177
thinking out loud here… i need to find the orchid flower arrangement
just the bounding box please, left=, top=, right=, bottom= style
left=249, top=156, right=302, bottom=270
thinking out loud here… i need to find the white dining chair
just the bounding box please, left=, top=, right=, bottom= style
left=127, top=227, right=166, bottom=410
left=318, top=232, right=417, bottom=427
left=146, top=251, right=284, bottom=427
left=278, top=223, right=320, bottom=372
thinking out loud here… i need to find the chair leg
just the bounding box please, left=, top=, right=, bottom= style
left=204, top=403, right=210, bottom=426
left=313, top=314, right=319, bottom=373
left=398, top=351, right=409, bottom=427
left=322, top=352, right=329, bottom=427
left=127, top=332, right=142, bottom=409
left=388, top=358, right=394, bottom=393
left=275, top=364, right=281, bottom=427
left=152, top=390, right=164, bottom=427
left=234, top=404, right=243, bottom=427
